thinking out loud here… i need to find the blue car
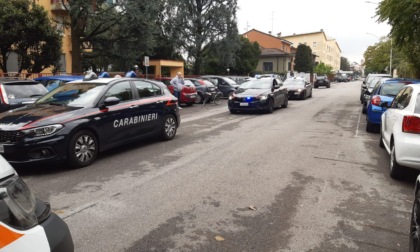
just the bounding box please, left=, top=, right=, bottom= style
left=365, top=78, right=420, bottom=132
left=34, top=75, right=83, bottom=91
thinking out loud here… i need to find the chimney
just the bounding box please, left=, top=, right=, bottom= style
left=268, top=31, right=272, bottom=35
left=320, top=29, right=323, bottom=32
left=277, top=32, right=282, bottom=37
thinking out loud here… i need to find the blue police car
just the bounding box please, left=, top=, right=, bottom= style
left=34, top=75, right=83, bottom=91
left=365, top=78, right=420, bottom=132
left=0, top=73, right=180, bottom=168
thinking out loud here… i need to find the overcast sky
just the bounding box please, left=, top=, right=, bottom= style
left=236, top=0, right=391, bottom=64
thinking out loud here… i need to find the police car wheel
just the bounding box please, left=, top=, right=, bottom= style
left=161, top=115, right=177, bottom=141
left=68, top=130, right=98, bottom=168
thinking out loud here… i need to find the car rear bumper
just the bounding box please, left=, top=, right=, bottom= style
left=366, top=105, right=385, bottom=125
left=181, top=93, right=197, bottom=103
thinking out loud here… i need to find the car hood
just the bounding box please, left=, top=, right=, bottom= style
left=284, top=85, right=304, bottom=90
left=0, top=105, right=83, bottom=130
left=235, top=88, right=270, bottom=96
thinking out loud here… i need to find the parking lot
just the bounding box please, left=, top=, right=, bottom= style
left=19, top=80, right=416, bottom=251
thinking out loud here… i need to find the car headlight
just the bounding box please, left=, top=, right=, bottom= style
left=0, top=175, right=37, bottom=230
left=22, top=124, right=63, bottom=137
left=297, top=89, right=302, bottom=92
left=229, top=93, right=235, bottom=100
left=258, top=95, right=267, bottom=100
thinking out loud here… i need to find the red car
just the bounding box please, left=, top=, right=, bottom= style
left=156, top=77, right=197, bottom=106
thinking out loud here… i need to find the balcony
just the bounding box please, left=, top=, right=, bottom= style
left=51, top=0, right=69, bottom=14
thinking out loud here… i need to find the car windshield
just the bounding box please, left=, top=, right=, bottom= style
left=36, top=82, right=107, bottom=107
left=317, top=76, right=327, bottom=80
left=379, top=83, right=406, bottom=96
left=239, top=79, right=273, bottom=89
left=3, top=83, right=47, bottom=99
left=368, top=77, right=382, bottom=88
left=284, top=79, right=305, bottom=86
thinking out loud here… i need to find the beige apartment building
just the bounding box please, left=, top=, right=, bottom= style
left=281, top=29, right=341, bottom=72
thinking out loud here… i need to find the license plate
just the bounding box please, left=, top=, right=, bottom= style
left=0, top=145, right=4, bottom=153
left=294, top=92, right=300, bottom=95
left=190, top=95, right=196, bottom=98
left=240, top=102, right=249, bottom=106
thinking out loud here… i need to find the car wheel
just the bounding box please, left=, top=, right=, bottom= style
left=410, top=188, right=420, bottom=252
left=67, top=130, right=98, bottom=168
left=161, top=114, right=177, bottom=141
left=327, top=84, right=331, bottom=88
left=302, top=92, right=306, bottom=100
left=390, top=144, right=404, bottom=179
left=195, top=94, right=203, bottom=104
left=366, top=121, right=376, bottom=133
left=266, top=98, right=274, bottom=113
left=282, top=96, right=288, bottom=108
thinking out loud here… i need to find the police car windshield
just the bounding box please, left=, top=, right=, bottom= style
left=240, top=79, right=272, bottom=89
left=36, top=82, right=107, bottom=107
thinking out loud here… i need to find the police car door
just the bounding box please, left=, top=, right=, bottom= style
left=132, top=80, right=165, bottom=135
left=99, top=80, right=140, bottom=146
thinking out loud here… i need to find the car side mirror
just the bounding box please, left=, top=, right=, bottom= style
left=100, top=97, right=120, bottom=110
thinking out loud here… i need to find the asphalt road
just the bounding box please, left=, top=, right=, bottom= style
left=19, top=81, right=417, bottom=251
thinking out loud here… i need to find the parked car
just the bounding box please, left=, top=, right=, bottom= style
left=0, top=74, right=180, bottom=168
left=185, top=78, right=218, bottom=104
left=0, top=154, right=74, bottom=251
left=336, top=74, right=348, bottom=82
left=200, top=75, right=239, bottom=97
left=283, top=77, right=313, bottom=99
left=409, top=175, right=420, bottom=251
left=314, top=75, right=330, bottom=88
left=228, top=77, right=288, bottom=114
left=0, top=77, right=48, bottom=113
left=228, top=76, right=250, bottom=85
left=380, top=84, right=420, bottom=178
left=34, top=75, right=83, bottom=91
left=361, top=75, right=391, bottom=114
left=366, top=78, right=420, bottom=132
left=360, top=74, right=391, bottom=104
left=156, top=77, right=197, bottom=106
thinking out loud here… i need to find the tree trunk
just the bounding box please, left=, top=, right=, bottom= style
left=71, top=20, right=83, bottom=75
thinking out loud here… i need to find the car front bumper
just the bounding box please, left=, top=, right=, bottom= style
left=228, top=99, right=268, bottom=111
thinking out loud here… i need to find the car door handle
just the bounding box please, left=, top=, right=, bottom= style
left=156, top=100, right=164, bottom=104
left=129, top=105, right=139, bottom=109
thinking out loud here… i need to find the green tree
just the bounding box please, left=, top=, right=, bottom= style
left=340, top=57, right=350, bottom=71
left=0, top=0, right=61, bottom=73
left=313, top=62, right=333, bottom=75
left=234, top=37, right=260, bottom=75
left=65, top=0, right=161, bottom=73
left=377, top=0, right=420, bottom=77
left=363, top=39, right=392, bottom=74
left=294, top=44, right=313, bottom=73
left=162, top=0, right=239, bottom=74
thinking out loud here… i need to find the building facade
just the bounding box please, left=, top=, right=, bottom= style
left=242, top=29, right=293, bottom=73
left=281, top=30, right=341, bottom=72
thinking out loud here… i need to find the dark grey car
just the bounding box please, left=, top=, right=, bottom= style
left=200, top=75, right=239, bottom=98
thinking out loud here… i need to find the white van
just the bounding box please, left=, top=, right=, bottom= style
left=0, top=155, right=74, bottom=251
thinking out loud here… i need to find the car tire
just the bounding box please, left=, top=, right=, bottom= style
left=390, top=144, right=404, bottom=179
left=327, top=84, right=331, bottom=88
left=409, top=188, right=420, bottom=252
left=67, top=130, right=98, bottom=168
left=161, top=114, right=177, bottom=141
left=195, top=94, right=203, bottom=104
left=282, top=96, right=288, bottom=108
left=266, top=98, right=274, bottom=113
left=302, top=92, right=306, bottom=100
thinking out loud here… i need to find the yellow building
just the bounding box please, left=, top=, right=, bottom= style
left=34, top=0, right=72, bottom=74
left=281, top=29, right=341, bottom=72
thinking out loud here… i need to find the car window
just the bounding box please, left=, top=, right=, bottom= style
left=371, top=81, right=381, bottom=94
left=184, top=80, right=194, bottom=87
left=378, top=83, right=406, bottom=96
left=133, top=81, right=162, bottom=98
left=3, top=83, right=47, bottom=99
left=415, top=94, right=420, bottom=114
left=105, top=81, right=133, bottom=102
left=392, top=87, right=412, bottom=109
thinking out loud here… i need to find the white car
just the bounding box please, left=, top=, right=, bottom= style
left=380, top=84, right=420, bottom=179
left=0, top=155, right=74, bottom=251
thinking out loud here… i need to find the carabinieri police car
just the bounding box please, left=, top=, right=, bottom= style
left=0, top=73, right=180, bottom=168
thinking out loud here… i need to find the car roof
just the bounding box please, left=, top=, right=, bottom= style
left=34, top=75, right=83, bottom=82
left=381, top=78, right=420, bottom=84
left=0, top=77, right=38, bottom=84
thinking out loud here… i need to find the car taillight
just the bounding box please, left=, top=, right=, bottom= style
left=402, top=115, right=420, bottom=134
left=0, top=85, right=8, bottom=104
left=198, top=80, right=206, bottom=85
left=371, top=95, right=382, bottom=106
